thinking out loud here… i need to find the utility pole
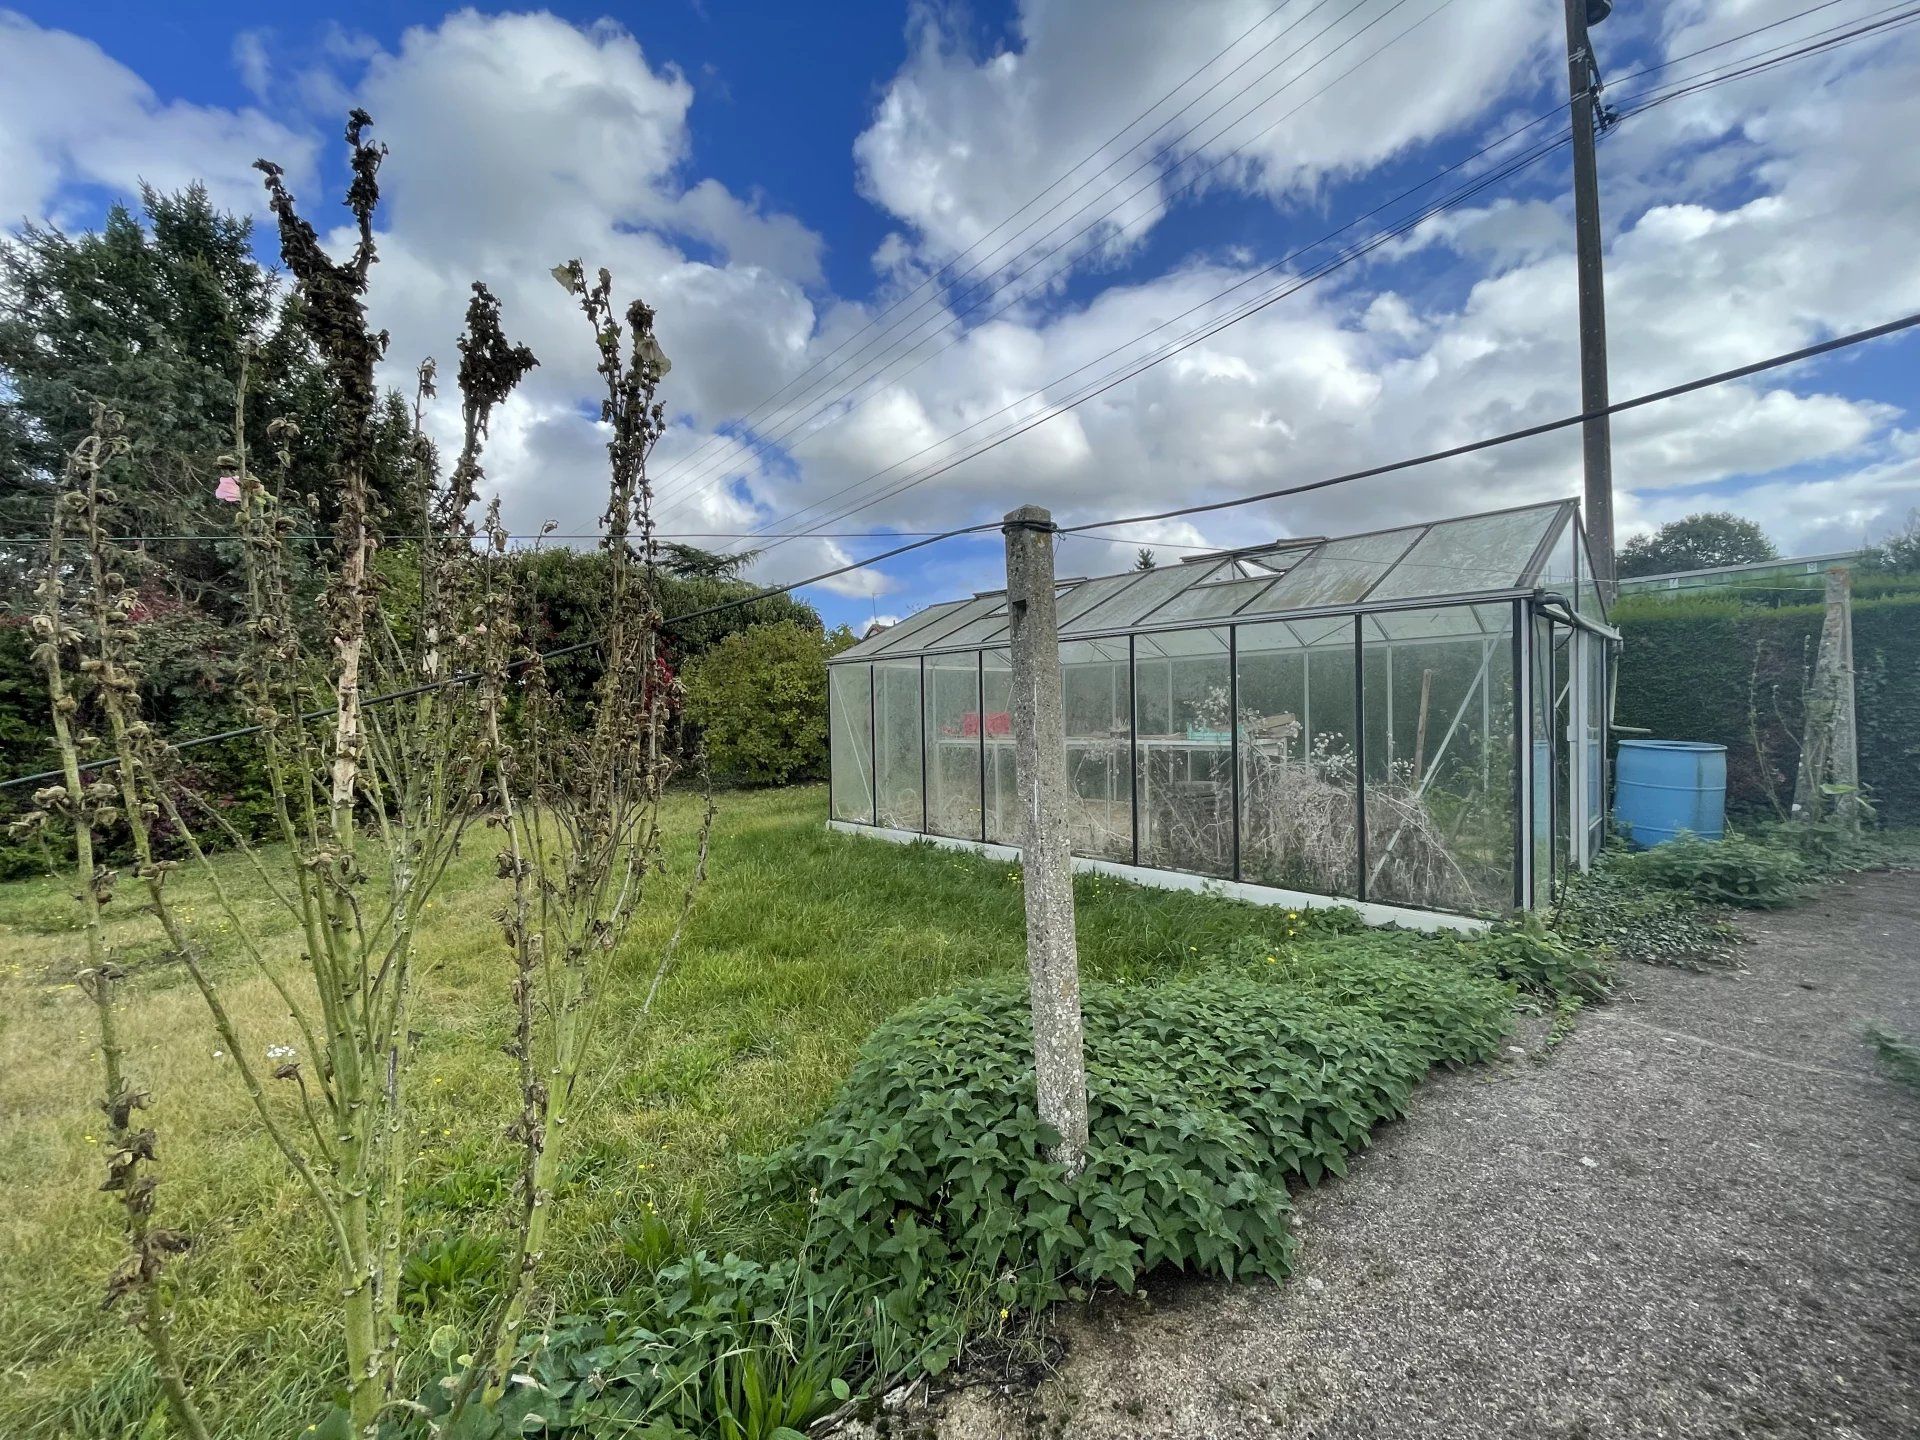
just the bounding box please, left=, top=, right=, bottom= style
left=1002, top=504, right=1090, bottom=1175
left=1564, top=0, right=1616, bottom=598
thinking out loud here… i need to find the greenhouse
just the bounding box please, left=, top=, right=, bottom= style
left=827, top=498, right=1616, bottom=928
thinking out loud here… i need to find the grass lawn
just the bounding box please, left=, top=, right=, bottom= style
left=0, top=784, right=1319, bottom=1439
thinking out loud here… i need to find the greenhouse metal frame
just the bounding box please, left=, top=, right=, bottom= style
left=826, top=498, right=1615, bottom=929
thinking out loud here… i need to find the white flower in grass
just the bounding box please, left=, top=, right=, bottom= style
left=267, top=1044, right=297, bottom=1061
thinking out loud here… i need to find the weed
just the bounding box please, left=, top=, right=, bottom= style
left=1865, top=1027, right=1920, bottom=1092
left=1461, top=913, right=1613, bottom=1001
left=399, top=1234, right=503, bottom=1315
left=1617, top=832, right=1810, bottom=908
left=768, top=956, right=1510, bottom=1311
left=1553, top=856, right=1740, bottom=969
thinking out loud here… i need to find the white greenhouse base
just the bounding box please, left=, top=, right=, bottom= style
left=826, top=820, right=1490, bottom=934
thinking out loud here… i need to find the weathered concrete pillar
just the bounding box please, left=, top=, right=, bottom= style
left=1003, top=504, right=1090, bottom=1174
left=1793, top=566, right=1860, bottom=829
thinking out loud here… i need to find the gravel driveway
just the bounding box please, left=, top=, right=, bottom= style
left=893, top=870, right=1920, bottom=1439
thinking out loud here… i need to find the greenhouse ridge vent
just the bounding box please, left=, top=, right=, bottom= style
left=827, top=498, right=1615, bottom=929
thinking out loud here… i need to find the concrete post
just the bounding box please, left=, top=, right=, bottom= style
left=1832, top=568, right=1861, bottom=831
left=1003, top=504, right=1090, bottom=1175
left=1792, top=566, right=1860, bottom=826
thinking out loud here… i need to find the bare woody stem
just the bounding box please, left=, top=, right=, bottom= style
left=28, top=413, right=214, bottom=1440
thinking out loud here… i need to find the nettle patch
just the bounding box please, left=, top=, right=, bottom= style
left=770, top=954, right=1510, bottom=1307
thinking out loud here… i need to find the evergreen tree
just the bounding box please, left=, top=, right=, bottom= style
left=0, top=184, right=422, bottom=611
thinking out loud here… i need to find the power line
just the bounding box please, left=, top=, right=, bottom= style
left=7, top=306, right=1915, bottom=794
left=648, top=0, right=1309, bottom=493
left=734, top=12, right=1918, bottom=547
left=651, top=0, right=1427, bottom=523
left=650, top=0, right=1362, bottom=511
left=656, top=0, right=1897, bottom=539
left=754, top=127, right=1575, bottom=550
left=1057, top=310, right=1920, bottom=534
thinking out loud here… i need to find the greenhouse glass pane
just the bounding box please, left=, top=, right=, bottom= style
left=837, top=599, right=967, bottom=659
left=909, top=595, right=1011, bottom=652
left=1134, top=627, right=1232, bottom=877
left=1236, top=620, right=1358, bottom=898
left=1142, top=576, right=1277, bottom=623
left=1055, top=571, right=1154, bottom=627
left=829, top=664, right=873, bottom=822
left=1535, top=512, right=1575, bottom=597
left=1369, top=505, right=1561, bottom=601
left=1061, top=561, right=1219, bottom=635
left=1368, top=604, right=1499, bottom=643
left=1286, top=614, right=1353, bottom=648
left=983, top=650, right=1017, bottom=845
left=924, top=652, right=982, bottom=841
left=873, top=659, right=923, bottom=830
left=1359, top=604, right=1515, bottom=914
left=1061, top=638, right=1132, bottom=862
left=1249, top=528, right=1424, bottom=611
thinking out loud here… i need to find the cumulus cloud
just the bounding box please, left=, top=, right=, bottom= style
left=247, top=11, right=850, bottom=574
left=761, top=0, right=1920, bottom=585
left=0, top=11, right=316, bottom=225
left=5, top=0, right=1917, bottom=611
left=854, top=0, right=1558, bottom=275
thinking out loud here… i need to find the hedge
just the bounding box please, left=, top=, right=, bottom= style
left=1612, top=580, right=1920, bottom=824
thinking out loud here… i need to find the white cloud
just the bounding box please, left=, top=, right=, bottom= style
left=6, top=0, right=1918, bottom=606
left=853, top=0, right=1559, bottom=276
left=0, top=11, right=316, bottom=225
left=233, top=29, right=273, bottom=104
left=740, top=0, right=1920, bottom=576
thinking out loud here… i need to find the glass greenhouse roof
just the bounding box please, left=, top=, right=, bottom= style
left=835, top=499, right=1585, bottom=662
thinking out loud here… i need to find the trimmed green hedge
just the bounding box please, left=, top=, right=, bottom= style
left=1613, top=580, right=1920, bottom=823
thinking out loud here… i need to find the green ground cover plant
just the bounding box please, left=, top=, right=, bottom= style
left=1865, top=1027, right=1920, bottom=1092
left=1, top=786, right=1444, bottom=1439
left=1614, top=832, right=1813, bottom=908
left=395, top=932, right=1522, bottom=1438
left=15, top=782, right=1882, bottom=1439
left=1552, top=858, right=1741, bottom=969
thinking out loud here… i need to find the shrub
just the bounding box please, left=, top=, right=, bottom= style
left=1747, top=818, right=1916, bottom=876
left=1612, top=582, right=1920, bottom=823
left=1617, top=832, right=1810, bottom=908
left=768, top=959, right=1510, bottom=1310
left=683, top=621, right=848, bottom=786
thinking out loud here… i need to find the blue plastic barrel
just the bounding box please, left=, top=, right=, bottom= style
left=1614, top=740, right=1726, bottom=848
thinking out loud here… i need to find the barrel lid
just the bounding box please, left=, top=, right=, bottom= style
left=1617, top=739, right=1726, bottom=752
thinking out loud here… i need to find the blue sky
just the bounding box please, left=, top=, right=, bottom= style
left=4, top=0, right=1918, bottom=634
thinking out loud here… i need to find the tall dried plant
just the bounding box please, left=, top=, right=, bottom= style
left=15, top=408, right=214, bottom=1440
left=22, top=113, right=538, bottom=1436
left=454, top=261, right=705, bottom=1408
